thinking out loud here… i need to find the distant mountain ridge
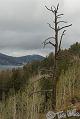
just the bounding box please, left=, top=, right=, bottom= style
left=0, top=53, right=45, bottom=65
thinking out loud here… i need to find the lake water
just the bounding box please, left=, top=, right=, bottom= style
left=0, top=65, right=23, bottom=70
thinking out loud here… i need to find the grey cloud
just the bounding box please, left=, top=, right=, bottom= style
left=0, top=0, right=79, bottom=56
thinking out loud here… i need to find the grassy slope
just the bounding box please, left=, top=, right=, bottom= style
left=1, top=60, right=80, bottom=119
left=0, top=75, right=51, bottom=119
left=56, top=59, right=80, bottom=111
left=1, top=66, right=80, bottom=119
left=0, top=43, right=80, bottom=119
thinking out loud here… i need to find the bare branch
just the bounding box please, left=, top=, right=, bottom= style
left=57, top=3, right=59, bottom=11
left=58, top=30, right=66, bottom=51
left=58, top=24, right=72, bottom=31
left=45, top=37, right=55, bottom=42
left=57, top=14, right=64, bottom=17
left=49, top=41, right=56, bottom=47
left=57, top=21, right=67, bottom=24
left=48, top=5, right=56, bottom=11
left=45, top=5, right=52, bottom=11
left=42, top=40, right=55, bottom=48
left=47, top=23, right=55, bottom=30
left=60, top=30, right=66, bottom=41
left=45, top=6, right=55, bottom=13
left=44, top=3, right=72, bottom=110
left=42, top=37, right=55, bottom=47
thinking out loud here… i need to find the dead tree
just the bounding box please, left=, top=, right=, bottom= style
left=43, top=3, right=72, bottom=110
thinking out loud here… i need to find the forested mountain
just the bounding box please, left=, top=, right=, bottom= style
left=0, top=53, right=44, bottom=65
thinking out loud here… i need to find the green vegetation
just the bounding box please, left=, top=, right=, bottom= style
left=56, top=61, right=80, bottom=110
left=0, top=42, right=80, bottom=99
left=0, top=42, right=80, bottom=119
left=69, top=42, right=80, bottom=56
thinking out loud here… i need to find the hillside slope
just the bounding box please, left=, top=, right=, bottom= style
left=0, top=60, right=80, bottom=119
left=0, top=43, right=80, bottom=119
left=0, top=53, right=44, bottom=65
left=56, top=59, right=80, bottom=111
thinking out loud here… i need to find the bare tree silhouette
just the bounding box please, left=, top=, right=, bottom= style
left=43, top=3, right=72, bottom=110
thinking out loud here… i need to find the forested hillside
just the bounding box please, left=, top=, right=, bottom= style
left=0, top=53, right=44, bottom=65
left=0, top=42, right=80, bottom=119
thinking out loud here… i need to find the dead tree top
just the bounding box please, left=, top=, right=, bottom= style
left=43, top=3, right=72, bottom=54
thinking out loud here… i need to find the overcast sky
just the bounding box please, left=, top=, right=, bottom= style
left=0, top=0, right=80, bottom=57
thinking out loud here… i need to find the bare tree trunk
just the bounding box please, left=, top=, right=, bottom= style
left=44, top=3, right=72, bottom=110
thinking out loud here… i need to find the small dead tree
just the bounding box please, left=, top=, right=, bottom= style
left=43, top=3, right=72, bottom=110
